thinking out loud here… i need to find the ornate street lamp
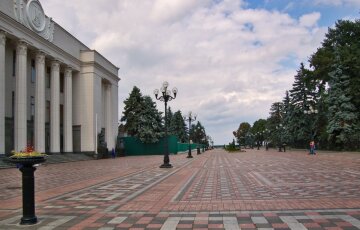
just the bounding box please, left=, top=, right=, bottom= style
left=154, top=81, right=178, bottom=168
left=183, top=112, right=196, bottom=158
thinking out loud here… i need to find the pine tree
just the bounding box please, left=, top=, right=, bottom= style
left=169, top=110, right=187, bottom=142
left=326, top=53, right=358, bottom=149
left=121, top=86, right=164, bottom=143
left=136, top=96, right=164, bottom=143
left=121, top=86, right=144, bottom=136
left=288, top=63, right=318, bottom=146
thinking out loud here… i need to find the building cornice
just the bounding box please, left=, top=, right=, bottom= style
left=0, top=11, right=81, bottom=70
left=81, top=61, right=120, bottom=82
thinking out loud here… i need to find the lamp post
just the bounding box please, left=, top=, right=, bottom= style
left=276, top=124, right=284, bottom=152
left=154, top=81, right=178, bottom=168
left=304, top=105, right=318, bottom=140
left=183, top=111, right=196, bottom=158
left=256, top=132, right=261, bottom=150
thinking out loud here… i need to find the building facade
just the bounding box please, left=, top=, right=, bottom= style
left=0, top=0, right=119, bottom=155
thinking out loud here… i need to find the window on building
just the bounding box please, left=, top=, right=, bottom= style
left=31, top=96, right=35, bottom=120
left=46, top=100, right=50, bottom=123
left=12, top=50, right=16, bottom=77
left=46, top=67, right=51, bottom=88
left=60, top=73, right=64, bottom=93
left=31, top=59, right=36, bottom=83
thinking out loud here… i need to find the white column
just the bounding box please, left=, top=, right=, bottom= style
left=0, top=32, right=6, bottom=155
left=105, top=83, right=112, bottom=148
left=14, top=41, right=27, bottom=152
left=64, top=67, right=73, bottom=152
left=50, top=60, right=60, bottom=153
left=34, top=51, right=46, bottom=153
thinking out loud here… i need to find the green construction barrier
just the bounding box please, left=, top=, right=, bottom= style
left=177, top=142, right=198, bottom=152
left=122, top=136, right=178, bottom=156
left=122, top=136, right=204, bottom=156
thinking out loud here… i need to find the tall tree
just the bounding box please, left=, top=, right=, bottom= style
left=136, top=96, right=164, bottom=143
left=310, top=19, right=360, bottom=149
left=169, top=110, right=188, bottom=142
left=121, top=87, right=164, bottom=143
left=288, top=64, right=318, bottom=146
left=326, top=52, right=359, bottom=149
left=234, top=122, right=251, bottom=146
left=190, top=121, right=207, bottom=145
left=121, top=86, right=143, bottom=136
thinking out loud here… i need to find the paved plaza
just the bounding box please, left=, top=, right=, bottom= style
left=0, top=149, right=359, bottom=229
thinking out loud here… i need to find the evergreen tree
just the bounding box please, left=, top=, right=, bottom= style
left=190, top=121, right=207, bottom=145
left=121, top=87, right=164, bottom=143
left=310, top=19, right=360, bottom=149
left=169, top=110, right=188, bottom=142
left=266, top=102, right=284, bottom=146
left=282, top=91, right=293, bottom=145
left=326, top=53, right=359, bottom=149
left=166, top=107, right=173, bottom=133
left=288, top=64, right=318, bottom=146
left=135, top=96, right=164, bottom=143
left=121, top=86, right=144, bottom=136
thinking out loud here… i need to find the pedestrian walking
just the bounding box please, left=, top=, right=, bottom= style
left=309, top=141, right=316, bottom=155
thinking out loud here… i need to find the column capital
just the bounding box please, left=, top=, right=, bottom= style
left=65, top=66, right=72, bottom=77
left=35, top=51, right=46, bottom=64
left=51, top=60, right=60, bottom=71
left=17, top=41, right=27, bottom=56
left=0, top=31, right=6, bottom=46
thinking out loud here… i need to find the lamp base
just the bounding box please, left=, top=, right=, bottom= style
left=160, top=163, right=173, bottom=168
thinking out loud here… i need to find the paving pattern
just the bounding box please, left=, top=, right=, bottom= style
left=0, top=149, right=359, bottom=229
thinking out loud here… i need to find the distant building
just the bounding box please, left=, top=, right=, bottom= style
left=0, top=0, right=120, bottom=155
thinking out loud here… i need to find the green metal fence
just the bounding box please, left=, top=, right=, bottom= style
left=122, top=136, right=204, bottom=156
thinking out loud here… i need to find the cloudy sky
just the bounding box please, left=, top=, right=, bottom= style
left=41, top=0, right=359, bottom=145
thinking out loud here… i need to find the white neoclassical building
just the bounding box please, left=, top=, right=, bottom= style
left=0, top=0, right=119, bottom=155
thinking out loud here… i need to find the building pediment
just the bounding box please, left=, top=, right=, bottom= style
left=14, top=0, right=54, bottom=42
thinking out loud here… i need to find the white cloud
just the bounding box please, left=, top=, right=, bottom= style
left=151, top=0, right=210, bottom=23
left=299, top=12, right=321, bottom=27
left=41, top=0, right=329, bottom=145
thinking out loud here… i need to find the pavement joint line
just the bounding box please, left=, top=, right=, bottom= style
left=171, top=167, right=199, bottom=202
left=339, top=215, right=360, bottom=228
left=162, top=208, right=360, bottom=215
left=252, top=172, right=274, bottom=186
left=160, top=217, right=181, bottom=230
left=42, top=158, right=193, bottom=204
left=42, top=166, right=156, bottom=203
left=279, top=216, right=307, bottom=230
left=223, top=216, right=240, bottom=230
left=103, top=158, right=195, bottom=212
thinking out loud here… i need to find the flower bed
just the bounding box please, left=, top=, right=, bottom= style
left=10, top=144, right=47, bottom=158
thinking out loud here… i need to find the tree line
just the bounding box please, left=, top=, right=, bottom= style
left=233, top=19, right=360, bottom=151
left=120, top=86, right=210, bottom=146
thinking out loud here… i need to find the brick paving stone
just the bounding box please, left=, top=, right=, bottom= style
left=0, top=149, right=359, bottom=229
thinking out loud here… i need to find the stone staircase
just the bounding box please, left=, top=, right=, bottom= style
left=0, top=153, right=96, bottom=169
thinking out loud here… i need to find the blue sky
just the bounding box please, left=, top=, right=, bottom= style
left=246, top=0, right=359, bottom=25
left=41, top=0, right=360, bottom=145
